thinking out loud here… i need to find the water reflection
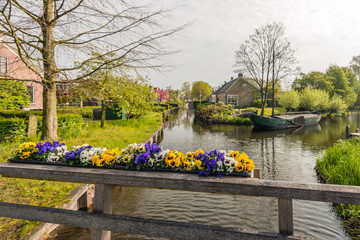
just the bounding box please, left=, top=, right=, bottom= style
left=54, top=111, right=358, bottom=240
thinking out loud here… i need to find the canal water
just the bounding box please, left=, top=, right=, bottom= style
left=54, top=111, right=360, bottom=240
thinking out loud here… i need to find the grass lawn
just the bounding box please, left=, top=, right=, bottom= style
left=0, top=112, right=162, bottom=239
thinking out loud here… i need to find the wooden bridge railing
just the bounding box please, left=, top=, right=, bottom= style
left=0, top=162, right=359, bottom=240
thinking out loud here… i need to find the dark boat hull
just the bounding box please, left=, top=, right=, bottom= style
left=250, top=113, right=321, bottom=130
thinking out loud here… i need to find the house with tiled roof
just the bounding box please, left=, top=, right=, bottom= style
left=0, top=36, right=43, bottom=109
left=211, top=73, right=258, bottom=107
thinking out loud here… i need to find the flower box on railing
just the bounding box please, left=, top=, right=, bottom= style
left=9, top=141, right=255, bottom=177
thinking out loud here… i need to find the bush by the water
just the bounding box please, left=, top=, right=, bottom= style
left=316, top=138, right=360, bottom=238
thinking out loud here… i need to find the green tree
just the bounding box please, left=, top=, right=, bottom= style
left=328, top=95, right=347, bottom=114
left=300, top=88, right=329, bottom=111
left=181, top=82, right=192, bottom=100
left=0, top=79, right=30, bottom=110
left=78, top=50, right=156, bottom=127
left=166, top=87, right=182, bottom=102
left=278, top=90, right=300, bottom=111
left=292, top=72, right=333, bottom=93
left=325, top=65, right=356, bottom=107
left=191, top=81, right=212, bottom=103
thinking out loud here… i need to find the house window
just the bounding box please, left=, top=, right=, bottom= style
left=227, top=95, right=238, bottom=106
left=27, top=86, right=34, bottom=103
left=0, top=56, right=8, bottom=74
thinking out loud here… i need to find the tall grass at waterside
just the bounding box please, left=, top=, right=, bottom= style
left=316, top=138, right=360, bottom=238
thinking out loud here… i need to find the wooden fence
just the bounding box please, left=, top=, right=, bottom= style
left=1, top=163, right=360, bottom=239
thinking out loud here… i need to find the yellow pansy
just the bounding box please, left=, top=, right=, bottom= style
left=235, top=162, right=244, bottom=172
left=231, top=151, right=240, bottom=158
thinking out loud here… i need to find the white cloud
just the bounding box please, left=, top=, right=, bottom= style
left=145, top=0, right=360, bottom=89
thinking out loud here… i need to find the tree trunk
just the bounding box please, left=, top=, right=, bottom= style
left=101, top=101, right=106, bottom=128
left=42, top=83, right=58, bottom=140
left=41, top=0, right=58, bottom=140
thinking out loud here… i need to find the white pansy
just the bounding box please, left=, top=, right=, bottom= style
left=47, top=153, right=60, bottom=163
left=55, top=145, right=68, bottom=156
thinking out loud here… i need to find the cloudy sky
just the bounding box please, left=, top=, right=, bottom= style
left=145, top=0, right=360, bottom=90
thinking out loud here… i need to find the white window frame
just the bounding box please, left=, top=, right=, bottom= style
left=0, top=56, right=8, bottom=74
left=227, top=95, right=238, bottom=106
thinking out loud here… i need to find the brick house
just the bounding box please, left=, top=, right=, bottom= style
left=0, top=38, right=43, bottom=109
left=211, top=73, right=258, bottom=107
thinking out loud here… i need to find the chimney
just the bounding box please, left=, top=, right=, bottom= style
left=231, top=77, right=233, bottom=80
left=224, top=81, right=227, bottom=84
left=238, top=73, right=243, bottom=78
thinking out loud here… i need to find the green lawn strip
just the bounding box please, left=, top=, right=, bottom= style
left=316, top=138, right=360, bottom=238
left=0, top=112, right=162, bottom=239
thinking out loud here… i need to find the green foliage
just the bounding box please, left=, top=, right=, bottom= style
left=278, top=90, right=300, bottom=111
left=0, top=110, right=42, bottom=118
left=231, top=117, right=251, bottom=125
left=300, top=88, right=329, bottom=111
left=328, top=95, right=347, bottom=113
left=0, top=118, right=27, bottom=141
left=292, top=65, right=359, bottom=108
left=292, top=72, right=333, bottom=93
left=191, top=81, right=212, bottom=101
left=57, top=106, right=94, bottom=118
left=193, top=100, right=209, bottom=110
left=0, top=79, right=30, bottom=110
left=251, top=99, right=263, bottom=108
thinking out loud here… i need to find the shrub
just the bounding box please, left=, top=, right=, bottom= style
left=251, top=99, right=262, bottom=108
left=328, top=95, right=347, bottom=113
left=278, top=90, right=300, bottom=111
left=0, top=117, right=27, bottom=141
left=57, top=106, right=94, bottom=118
left=300, top=88, right=329, bottom=111
left=0, top=110, right=42, bottom=118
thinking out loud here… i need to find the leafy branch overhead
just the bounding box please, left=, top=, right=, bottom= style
left=0, top=0, right=185, bottom=139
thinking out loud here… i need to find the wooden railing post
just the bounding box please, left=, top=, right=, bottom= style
left=91, top=184, right=114, bottom=240
left=278, top=198, right=293, bottom=235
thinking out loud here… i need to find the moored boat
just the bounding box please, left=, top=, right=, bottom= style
left=250, top=111, right=321, bottom=130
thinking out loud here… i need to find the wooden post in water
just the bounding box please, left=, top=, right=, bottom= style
left=91, top=184, right=114, bottom=240
left=346, top=125, right=351, bottom=139
left=278, top=198, right=293, bottom=235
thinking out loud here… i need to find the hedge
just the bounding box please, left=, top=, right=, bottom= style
left=57, top=106, right=94, bottom=119
left=0, top=110, right=42, bottom=119
left=0, top=117, right=27, bottom=140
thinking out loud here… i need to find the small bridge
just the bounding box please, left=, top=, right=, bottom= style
left=0, top=162, right=359, bottom=240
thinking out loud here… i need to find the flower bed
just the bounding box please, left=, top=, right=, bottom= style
left=9, top=141, right=255, bottom=177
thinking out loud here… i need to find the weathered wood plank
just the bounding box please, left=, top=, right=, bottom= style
left=278, top=198, right=293, bottom=235
left=91, top=184, right=114, bottom=240
left=0, top=162, right=360, bottom=204
left=0, top=202, right=312, bottom=240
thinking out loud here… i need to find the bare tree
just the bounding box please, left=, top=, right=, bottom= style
left=234, top=22, right=299, bottom=116
left=0, top=0, right=185, bottom=140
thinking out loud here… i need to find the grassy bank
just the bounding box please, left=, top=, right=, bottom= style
left=0, top=112, right=162, bottom=239
left=316, top=138, right=360, bottom=238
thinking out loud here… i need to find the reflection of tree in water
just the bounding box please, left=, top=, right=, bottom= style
left=163, top=111, right=194, bottom=130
